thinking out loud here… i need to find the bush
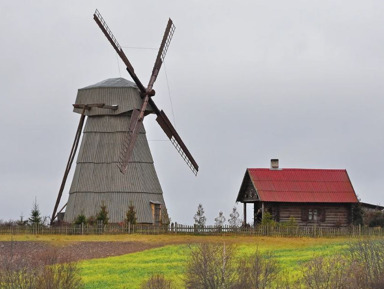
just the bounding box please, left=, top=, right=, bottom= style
left=299, top=239, right=384, bottom=289
left=96, top=203, right=109, bottom=225
left=347, top=239, right=384, bottom=288
left=235, top=249, right=280, bottom=289
left=185, top=244, right=281, bottom=289
left=185, top=243, right=236, bottom=289
left=87, top=216, right=96, bottom=226
left=74, top=214, right=87, bottom=225
left=261, top=212, right=277, bottom=227
left=300, top=255, right=355, bottom=289
left=125, top=202, right=137, bottom=225
left=193, top=204, right=206, bottom=228
left=140, top=274, right=174, bottom=289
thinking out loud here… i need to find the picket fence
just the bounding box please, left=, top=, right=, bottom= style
left=0, top=223, right=383, bottom=237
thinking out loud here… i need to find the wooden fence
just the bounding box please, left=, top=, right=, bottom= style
left=0, top=223, right=383, bottom=237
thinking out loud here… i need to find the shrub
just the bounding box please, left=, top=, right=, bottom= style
left=140, top=274, right=174, bottom=289
left=261, top=212, right=276, bottom=227
left=299, top=239, right=384, bottom=289
left=352, top=203, right=364, bottom=226
left=185, top=243, right=236, bottom=289
left=74, top=214, right=87, bottom=225
left=125, top=201, right=137, bottom=225
left=193, top=204, right=206, bottom=228
left=96, top=203, right=109, bottom=225
left=300, top=255, right=355, bottom=289
left=235, top=249, right=280, bottom=289
left=347, top=239, right=384, bottom=288
left=228, top=206, right=241, bottom=228
left=214, top=211, right=226, bottom=228
left=87, top=216, right=96, bottom=226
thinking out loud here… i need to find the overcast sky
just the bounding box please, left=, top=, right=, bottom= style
left=1, top=1, right=383, bottom=225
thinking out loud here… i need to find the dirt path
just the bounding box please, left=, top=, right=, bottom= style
left=0, top=241, right=161, bottom=263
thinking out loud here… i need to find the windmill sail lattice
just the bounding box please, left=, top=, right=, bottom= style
left=93, top=9, right=198, bottom=176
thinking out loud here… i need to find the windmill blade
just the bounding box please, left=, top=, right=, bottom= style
left=147, top=19, right=176, bottom=92
left=93, top=9, right=146, bottom=93
left=118, top=109, right=142, bottom=174
left=156, top=110, right=199, bottom=175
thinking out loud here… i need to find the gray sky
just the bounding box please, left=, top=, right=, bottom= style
left=1, top=1, right=383, bottom=225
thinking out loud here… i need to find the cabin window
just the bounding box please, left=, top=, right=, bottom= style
left=309, top=209, right=318, bottom=221
left=302, top=208, right=326, bottom=223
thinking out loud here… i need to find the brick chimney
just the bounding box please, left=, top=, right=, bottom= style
left=270, top=159, right=279, bottom=169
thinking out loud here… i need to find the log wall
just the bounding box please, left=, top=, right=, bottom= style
left=262, top=202, right=353, bottom=228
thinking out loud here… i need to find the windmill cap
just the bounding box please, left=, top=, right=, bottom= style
left=80, top=77, right=137, bottom=90
left=73, top=77, right=153, bottom=116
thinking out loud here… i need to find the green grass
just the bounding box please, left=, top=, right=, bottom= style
left=78, top=237, right=354, bottom=289
left=80, top=245, right=189, bottom=288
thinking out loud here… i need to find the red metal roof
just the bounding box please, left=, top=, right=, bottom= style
left=247, top=168, right=358, bottom=203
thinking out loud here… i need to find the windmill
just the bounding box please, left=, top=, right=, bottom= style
left=51, top=10, right=198, bottom=224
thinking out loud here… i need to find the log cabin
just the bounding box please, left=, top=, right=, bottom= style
left=236, top=159, right=359, bottom=227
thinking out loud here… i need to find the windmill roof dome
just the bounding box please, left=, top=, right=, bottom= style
left=80, top=77, right=137, bottom=89
left=73, top=77, right=153, bottom=116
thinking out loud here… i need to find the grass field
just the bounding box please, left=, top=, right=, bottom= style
left=72, top=235, right=353, bottom=289
left=1, top=234, right=376, bottom=288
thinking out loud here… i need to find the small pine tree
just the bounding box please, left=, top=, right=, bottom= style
left=194, top=204, right=206, bottom=228
left=74, top=213, right=87, bottom=225
left=261, top=212, right=276, bottom=226
left=28, top=199, right=42, bottom=226
left=352, top=203, right=364, bottom=226
left=287, top=216, right=297, bottom=227
left=96, top=203, right=109, bottom=225
left=228, top=207, right=241, bottom=228
left=214, top=211, right=226, bottom=227
left=125, top=201, right=137, bottom=225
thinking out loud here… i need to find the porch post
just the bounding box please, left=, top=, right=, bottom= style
left=261, top=202, right=265, bottom=220
left=243, top=202, right=247, bottom=226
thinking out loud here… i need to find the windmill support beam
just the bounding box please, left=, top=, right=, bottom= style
left=243, top=203, right=247, bottom=226
left=50, top=108, right=86, bottom=225
left=52, top=202, right=67, bottom=221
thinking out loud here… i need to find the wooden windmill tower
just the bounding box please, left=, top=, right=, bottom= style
left=51, top=10, right=198, bottom=224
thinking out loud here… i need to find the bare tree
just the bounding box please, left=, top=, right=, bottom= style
left=234, top=249, right=280, bottom=289
left=347, top=239, right=384, bottom=288
left=185, top=243, right=236, bottom=289
left=300, top=255, right=356, bottom=289
left=215, top=211, right=226, bottom=232
left=228, top=207, right=241, bottom=229
left=194, top=204, right=206, bottom=228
